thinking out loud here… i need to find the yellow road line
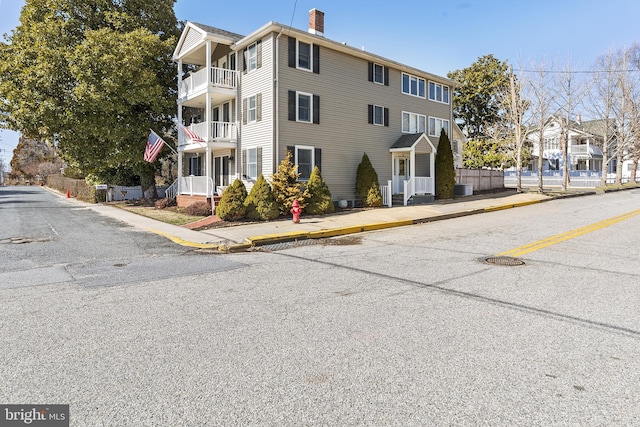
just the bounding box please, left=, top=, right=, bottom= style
left=497, top=208, right=640, bottom=258
left=147, top=228, right=221, bottom=249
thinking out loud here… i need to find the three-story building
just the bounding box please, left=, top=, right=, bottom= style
left=172, top=9, right=457, bottom=208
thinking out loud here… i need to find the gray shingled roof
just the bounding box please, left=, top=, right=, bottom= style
left=390, top=133, right=423, bottom=149
left=189, top=22, right=244, bottom=42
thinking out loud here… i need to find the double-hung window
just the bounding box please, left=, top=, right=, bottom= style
left=402, top=73, right=426, bottom=98
left=428, top=81, right=450, bottom=104
left=288, top=90, right=319, bottom=124
left=297, top=93, right=312, bottom=123
left=247, top=95, right=257, bottom=123
left=297, top=41, right=311, bottom=70
left=246, top=148, right=258, bottom=179
left=368, top=104, right=389, bottom=126
left=295, top=146, right=314, bottom=180
left=429, top=117, right=450, bottom=137
left=402, top=111, right=426, bottom=133
left=246, top=42, right=257, bottom=72
left=373, top=64, right=384, bottom=84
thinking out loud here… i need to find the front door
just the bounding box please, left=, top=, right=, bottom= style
left=393, top=156, right=410, bottom=193
left=214, top=156, right=230, bottom=189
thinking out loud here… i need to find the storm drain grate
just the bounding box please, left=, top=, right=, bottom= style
left=256, top=236, right=363, bottom=252
left=0, top=237, right=51, bottom=245
left=484, top=256, right=525, bottom=266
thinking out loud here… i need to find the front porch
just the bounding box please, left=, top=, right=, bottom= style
left=382, top=133, right=437, bottom=206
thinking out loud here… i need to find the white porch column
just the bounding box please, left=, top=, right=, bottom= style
left=410, top=149, right=416, bottom=178
left=177, top=59, right=183, bottom=147
left=177, top=151, right=183, bottom=192
left=205, top=41, right=212, bottom=142
left=206, top=147, right=212, bottom=194
left=430, top=152, right=436, bottom=194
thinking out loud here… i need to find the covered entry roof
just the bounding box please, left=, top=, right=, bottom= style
left=390, top=133, right=437, bottom=154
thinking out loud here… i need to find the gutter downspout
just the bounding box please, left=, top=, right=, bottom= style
left=275, top=27, right=285, bottom=172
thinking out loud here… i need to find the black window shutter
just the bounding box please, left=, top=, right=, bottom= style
left=288, top=91, right=296, bottom=121
left=243, top=48, right=247, bottom=74
left=314, top=148, right=321, bottom=173
left=256, top=39, right=262, bottom=69
left=288, top=37, right=296, bottom=68
left=368, top=62, right=373, bottom=82
left=313, top=45, right=320, bottom=74
left=286, top=146, right=295, bottom=161
left=384, top=107, right=389, bottom=127
left=256, top=93, right=262, bottom=122
left=242, top=98, right=247, bottom=125
left=384, top=67, right=389, bottom=86
left=242, top=150, right=247, bottom=178
left=257, top=147, right=262, bottom=176
left=313, top=95, right=320, bottom=124
left=368, top=104, right=373, bottom=124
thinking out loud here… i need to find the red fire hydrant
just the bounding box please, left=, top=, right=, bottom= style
left=290, top=200, right=302, bottom=223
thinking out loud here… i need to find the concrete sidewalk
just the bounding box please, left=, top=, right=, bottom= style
left=83, top=190, right=553, bottom=252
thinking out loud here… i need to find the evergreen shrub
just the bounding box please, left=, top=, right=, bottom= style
left=304, top=166, right=334, bottom=215
left=355, top=153, right=382, bottom=207
left=271, top=151, right=309, bottom=215
left=244, top=174, right=279, bottom=220
left=216, top=179, right=247, bottom=221
left=435, top=129, right=456, bottom=199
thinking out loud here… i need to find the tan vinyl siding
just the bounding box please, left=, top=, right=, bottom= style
left=238, top=34, right=274, bottom=184
left=276, top=34, right=452, bottom=200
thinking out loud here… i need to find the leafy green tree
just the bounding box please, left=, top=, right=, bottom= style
left=244, top=174, right=279, bottom=220
left=304, top=166, right=334, bottom=215
left=271, top=151, right=309, bottom=215
left=355, top=153, right=382, bottom=207
left=447, top=54, right=510, bottom=140
left=435, top=129, right=456, bottom=199
left=0, top=0, right=180, bottom=197
left=216, top=178, right=247, bottom=221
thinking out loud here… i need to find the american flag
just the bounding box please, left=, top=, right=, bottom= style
left=144, top=130, right=166, bottom=162
left=179, top=123, right=205, bottom=143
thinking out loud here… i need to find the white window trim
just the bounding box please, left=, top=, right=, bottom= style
left=373, top=105, right=385, bottom=126
left=402, top=111, right=427, bottom=134
left=429, top=81, right=450, bottom=104
left=295, top=145, right=315, bottom=181
left=296, top=91, right=313, bottom=123
left=373, top=63, right=384, bottom=85
left=247, top=95, right=257, bottom=124
left=428, top=116, right=450, bottom=137
left=402, top=72, right=426, bottom=98
left=247, top=42, right=258, bottom=72
left=296, top=40, right=313, bottom=72
left=246, top=147, right=258, bottom=179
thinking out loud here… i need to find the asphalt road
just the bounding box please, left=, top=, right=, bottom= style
left=1, top=186, right=639, bottom=425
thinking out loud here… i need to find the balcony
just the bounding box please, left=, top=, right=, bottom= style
left=570, top=143, right=603, bottom=158
left=178, top=121, right=238, bottom=148
left=178, top=67, right=237, bottom=103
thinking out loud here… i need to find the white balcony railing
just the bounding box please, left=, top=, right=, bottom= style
left=571, top=143, right=602, bottom=156
left=179, top=67, right=237, bottom=99
left=179, top=122, right=238, bottom=146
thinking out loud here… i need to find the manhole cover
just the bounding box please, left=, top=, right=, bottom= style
left=484, top=256, right=525, bottom=266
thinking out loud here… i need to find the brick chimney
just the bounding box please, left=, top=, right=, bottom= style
left=309, top=9, right=324, bottom=36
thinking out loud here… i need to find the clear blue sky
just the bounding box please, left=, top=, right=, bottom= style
left=2, top=0, right=640, bottom=159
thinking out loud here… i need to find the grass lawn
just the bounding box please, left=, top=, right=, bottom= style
left=114, top=203, right=207, bottom=226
